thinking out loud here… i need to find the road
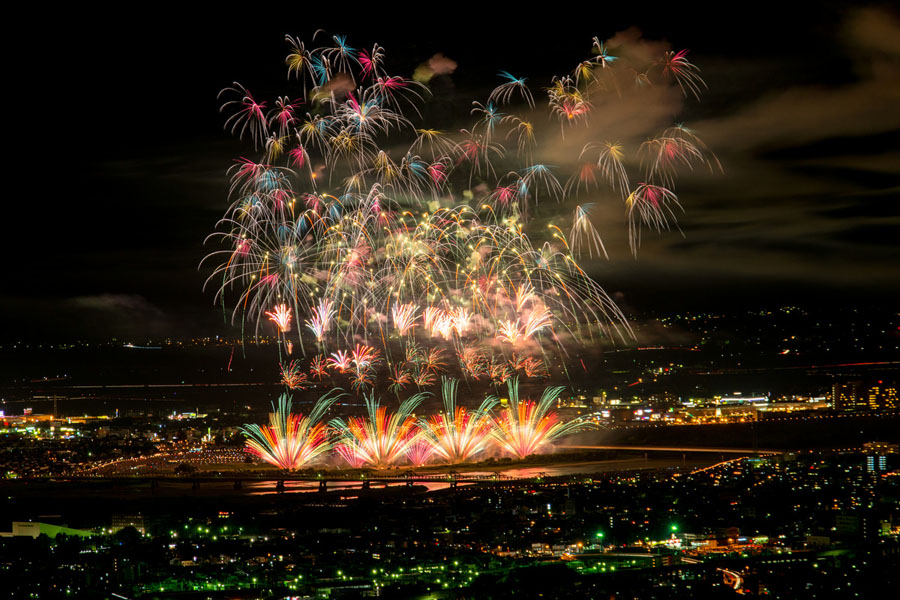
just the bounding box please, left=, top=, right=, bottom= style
left=559, top=445, right=778, bottom=455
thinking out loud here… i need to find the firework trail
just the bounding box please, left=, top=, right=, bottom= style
left=327, top=350, right=352, bottom=373
left=310, top=354, right=329, bottom=380
left=305, top=298, right=335, bottom=342
left=626, top=183, right=683, bottom=256
left=569, top=204, right=608, bottom=259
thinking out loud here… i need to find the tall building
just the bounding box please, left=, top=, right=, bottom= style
left=832, top=381, right=866, bottom=411
left=864, top=441, right=895, bottom=478
left=866, top=454, right=888, bottom=475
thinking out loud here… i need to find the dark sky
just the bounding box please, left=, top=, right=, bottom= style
left=6, top=3, right=899, bottom=340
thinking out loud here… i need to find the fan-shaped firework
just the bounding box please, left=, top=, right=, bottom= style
left=405, top=439, right=436, bottom=467
left=330, top=392, right=426, bottom=468
left=490, top=378, right=594, bottom=459
left=240, top=392, right=337, bottom=470
left=419, top=378, right=497, bottom=464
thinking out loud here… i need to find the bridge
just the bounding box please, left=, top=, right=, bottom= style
left=24, top=471, right=550, bottom=492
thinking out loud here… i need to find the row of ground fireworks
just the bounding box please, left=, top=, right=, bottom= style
left=241, top=377, right=592, bottom=470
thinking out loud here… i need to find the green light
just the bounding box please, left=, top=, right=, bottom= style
left=595, top=531, right=604, bottom=538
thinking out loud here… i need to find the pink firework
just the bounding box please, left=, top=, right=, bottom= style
left=639, top=136, right=707, bottom=186
left=405, top=439, right=435, bottom=467
left=219, top=83, right=269, bottom=149
left=657, top=49, right=706, bottom=100
left=334, top=444, right=368, bottom=469
left=427, top=160, right=449, bottom=186
left=327, top=350, right=351, bottom=373
left=268, top=96, right=301, bottom=137
left=289, top=145, right=310, bottom=170
left=358, top=44, right=384, bottom=79
left=487, top=184, right=519, bottom=210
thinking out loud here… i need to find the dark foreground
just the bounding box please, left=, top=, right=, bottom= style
left=2, top=448, right=898, bottom=599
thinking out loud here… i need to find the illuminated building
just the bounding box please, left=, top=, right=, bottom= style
left=862, top=441, right=899, bottom=454
left=112, top=515, right=147, bottom=534
left=0, top=522, right=93, bottom=539
left=866, top=454, right=887, bottom=475
left=866, top=380, right=898, bottom=411
left=864, top=441, right=894, bottom=477
left=832, top=381, right=866, bottom=411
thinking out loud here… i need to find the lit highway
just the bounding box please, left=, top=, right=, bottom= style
left=559, top=445, right=779, bottom=455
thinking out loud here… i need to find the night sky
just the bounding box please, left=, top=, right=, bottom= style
left=7, top=3, right=899, bottom=340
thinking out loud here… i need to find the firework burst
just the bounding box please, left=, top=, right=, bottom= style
left=204, top=31, right=717, bottom=394
left=279, top=360, right=309, bottom=389
left=490, top=378, right=594, bottom=459
left=240, top=392, right=337, bottom=471
left=419, top=378, right=497, bottom=464
left=330, top=392, right=426, bottom=469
